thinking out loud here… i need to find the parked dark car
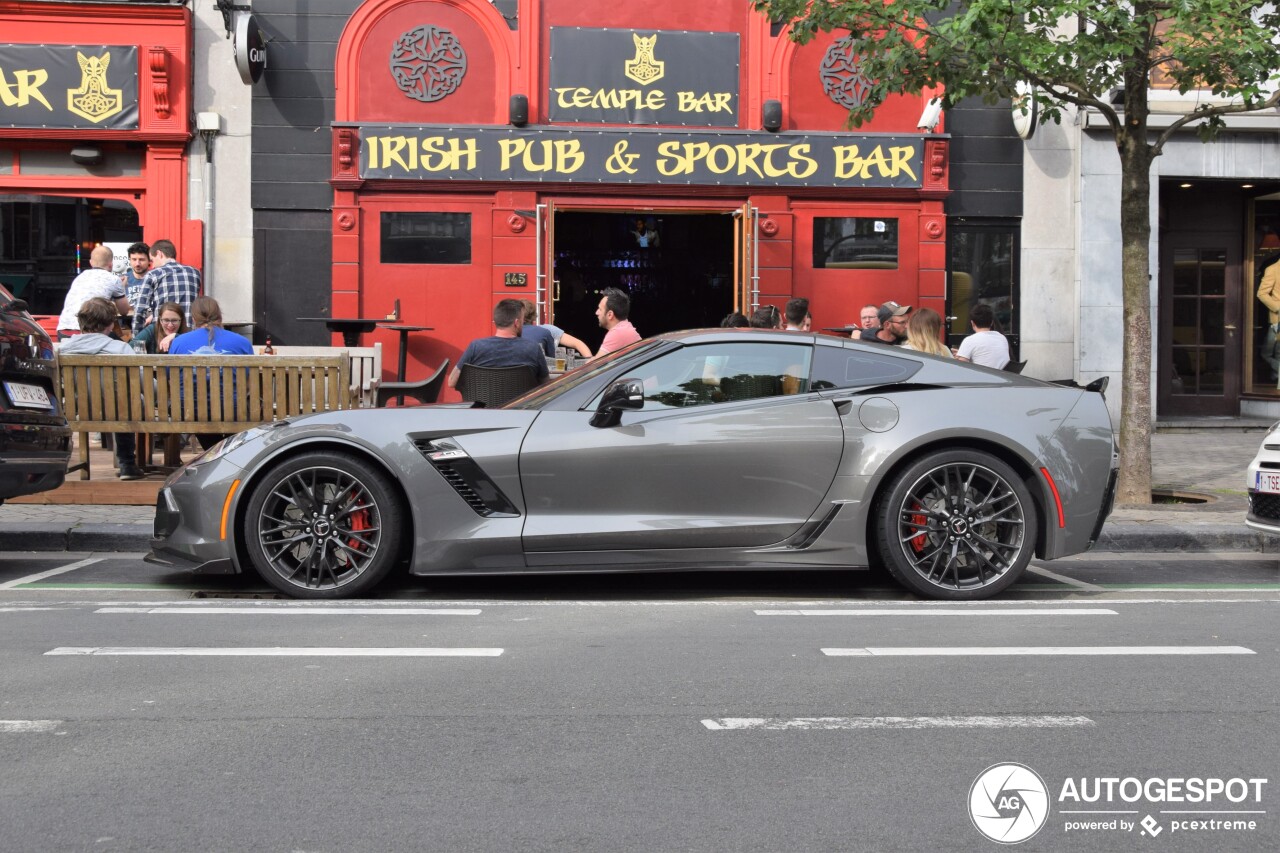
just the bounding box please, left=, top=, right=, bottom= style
left=0, top=284, right=70, bottom=504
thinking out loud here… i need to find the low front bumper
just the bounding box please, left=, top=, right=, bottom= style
left=147, top=461, right=245, bottom=575
left=1246, top=488, right=1280, bottom=535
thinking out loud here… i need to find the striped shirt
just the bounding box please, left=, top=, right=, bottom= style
left=132, top=261, right=202, bottom=334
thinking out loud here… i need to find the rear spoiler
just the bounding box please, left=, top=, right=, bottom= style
left=1049, top=376, right=1109, bottom=398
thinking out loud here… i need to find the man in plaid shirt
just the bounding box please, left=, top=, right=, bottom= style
left=131, top=238, right=202, bottom=335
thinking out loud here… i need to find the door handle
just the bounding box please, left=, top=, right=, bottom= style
left=1224, top=324, right=1237, bottom=331
left=554, top=280, right=560, bottom=301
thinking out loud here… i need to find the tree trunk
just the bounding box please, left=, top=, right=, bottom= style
left=1115, top=130, right=1154, bottom=504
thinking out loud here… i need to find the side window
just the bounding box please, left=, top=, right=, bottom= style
left=627, top=342, right=812, bottom=410
left=811, top=345, right=920, bottom=391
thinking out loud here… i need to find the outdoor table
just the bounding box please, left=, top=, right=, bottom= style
left=822, top=325, right=861, bottom=338
left=300, top=317, right=381, bottom=347
left=378, top=323, right=434, bottom=383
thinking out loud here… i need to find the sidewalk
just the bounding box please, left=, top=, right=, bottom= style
left=0, top=426, right=1271, bottom=554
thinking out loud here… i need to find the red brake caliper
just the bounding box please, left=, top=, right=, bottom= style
left=346, top=489, right=372, bottom=556
left=908, top=499, right=928, bottom=553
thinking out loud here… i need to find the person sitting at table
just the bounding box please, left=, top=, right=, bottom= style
left=56, top=297, right=144, bottom=480
left=448, top=298, right=549, bottom=390
left=520, top=299, right=593, bottom=359
left=129, top=301, right=188, bottom=354
left=517, top=299, right=556, bottom=357
left=168, top=296, right=253, bottom=449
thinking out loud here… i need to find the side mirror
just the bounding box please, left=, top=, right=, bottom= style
left=589, top=378, right=644, bottom=428
left=6, top=298, right=29, bottom=313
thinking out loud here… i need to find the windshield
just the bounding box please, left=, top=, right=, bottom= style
left=506, top=338, right=665, bottom=409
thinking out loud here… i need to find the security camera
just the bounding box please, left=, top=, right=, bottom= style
left=917, top=97, right=943, bottom=131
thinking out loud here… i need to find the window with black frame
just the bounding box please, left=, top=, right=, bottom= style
left=379, top=212, right=471, bottom=264
left=812, top=217, right=899, bottom=269
left=947, top=221, right=1019, bottom=357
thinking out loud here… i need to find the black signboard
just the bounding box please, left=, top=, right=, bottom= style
left=355, top=125, right=924, bottom=189
left=549, top=28, right=739, bottom=127
left=0, top=44, right=139, bottom=130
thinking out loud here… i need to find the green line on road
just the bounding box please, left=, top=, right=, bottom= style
left=1019, top=582, right=1280, bottom=590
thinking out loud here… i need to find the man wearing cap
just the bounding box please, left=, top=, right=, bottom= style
left=860, top=301, right=910, bottom=345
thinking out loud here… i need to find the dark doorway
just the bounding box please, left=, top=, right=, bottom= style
left=1158, top=181, right=1244, bottom=416
left=552, top=211, right=734, bottom=341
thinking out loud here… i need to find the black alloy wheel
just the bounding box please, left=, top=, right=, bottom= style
left=243, top=451, right=403, bottom=598
left=875, top=449, right=1037, bottom=600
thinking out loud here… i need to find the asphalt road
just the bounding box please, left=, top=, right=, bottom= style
left=0, top=553, right=1276, bottom=852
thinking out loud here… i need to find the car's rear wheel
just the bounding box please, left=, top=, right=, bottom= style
left=243, top=451, right=402, bottom=598
left=874, top=449, right=1037, bottom=600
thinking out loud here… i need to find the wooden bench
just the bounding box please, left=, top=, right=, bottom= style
left=56, top=354, right=351, bottom=479
left=255, top=344, right=383, bottom=407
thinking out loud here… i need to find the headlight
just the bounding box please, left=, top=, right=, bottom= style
left=188, top=426, right=265, bottom=467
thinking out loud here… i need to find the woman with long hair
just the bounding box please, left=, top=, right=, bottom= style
left=903, top=307, right=952, bottom=357
left=168, top=296, right=253, bottom=356
left=130, top=301, right=187, bottom=353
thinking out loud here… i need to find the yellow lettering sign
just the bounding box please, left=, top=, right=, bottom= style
left=0, top=67, right=52, bottom=110
left=676, top=91, right=733, bottom=113
left=834, top=144, right=914, bottom=180
left=499, top=138, right=584, bottom=174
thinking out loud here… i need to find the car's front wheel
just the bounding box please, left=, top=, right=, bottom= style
left=874, top=449, right=1038, bottom=600
left=242, top=451, right=403, bottom=598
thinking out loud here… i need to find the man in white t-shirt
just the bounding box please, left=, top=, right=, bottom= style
left=955, top=303, right=1010, bottom=369
left=56, top=245, right=129, bottom=339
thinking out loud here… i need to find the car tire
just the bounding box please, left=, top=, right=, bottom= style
left=874, top=449, right=1038, bottom=600
left=243, top=450, right=403, bottom=599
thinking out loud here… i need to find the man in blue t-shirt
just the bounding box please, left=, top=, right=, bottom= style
left=448, top=298, right=549, bottom=391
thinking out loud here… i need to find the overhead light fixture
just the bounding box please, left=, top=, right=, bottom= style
left=1242, top=183, right=1255, bottom=189
left=69, top=146, right=103, bottom=166
left=1179, top=182, right=1193, bottom=188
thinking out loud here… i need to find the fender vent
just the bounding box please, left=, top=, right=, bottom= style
left=414, top=438, right=519, bottom=518
left=786, top=503, right=844, bottom=550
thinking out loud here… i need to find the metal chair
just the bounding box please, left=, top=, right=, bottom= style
left=455, top=363, right=539, bottom=407
left=1004, top=359, right=1027, bottom=374
left=375, top=359, right=450, bottom=407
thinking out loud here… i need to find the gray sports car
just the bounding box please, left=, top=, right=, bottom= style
left=146, top=330, right=1117, bottom=600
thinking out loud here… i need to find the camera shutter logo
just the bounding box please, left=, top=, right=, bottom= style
left=969, top=763, right=1051, bottom=844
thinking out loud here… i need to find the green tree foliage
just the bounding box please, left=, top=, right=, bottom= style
left=757, top=0, right=1280, bottom=503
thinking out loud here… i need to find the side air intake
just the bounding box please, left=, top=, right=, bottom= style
left=413, top=438, right=519, bottom=517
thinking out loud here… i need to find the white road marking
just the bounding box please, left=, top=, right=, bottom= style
left=1027, top=565, right=1105, bottom=591
left=755, top=608, right=1117, bottom=616
left=822, top=646, right=1256, bottom=657
left=5, top=597, right=1280, bottom=608
left=0, top=720, right=61, bottom=733
left=0, top=557, right=103, bottom=590
left=701, top=715, right=1095, bottom=731
left=94, top=607, right=482, bottom=616
left=0, top=607, right=69, bottom=612
left=45, top=647, right=504, bottom=657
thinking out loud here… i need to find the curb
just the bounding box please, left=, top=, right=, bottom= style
left=1093, top=522, right=1269, bottom=554
left=0, top=523, right=151, bottom=553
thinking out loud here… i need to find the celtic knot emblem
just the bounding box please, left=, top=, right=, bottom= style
left=389, top=26, right=467, bottom=103
left=820, top=37, right=873, bottom=110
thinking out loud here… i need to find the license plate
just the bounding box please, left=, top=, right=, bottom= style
left=1255, top=471, right=1280, bottom=495
left=3, top=381, right=52, bottom=410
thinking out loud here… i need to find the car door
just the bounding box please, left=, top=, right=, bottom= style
left=519, top=340, right=845, bottom=556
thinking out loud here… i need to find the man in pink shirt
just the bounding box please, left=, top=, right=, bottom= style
left=594, top=287, right=641, bottom=357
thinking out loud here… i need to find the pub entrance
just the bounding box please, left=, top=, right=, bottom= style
left=549, top=210, right=736, bottom=340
